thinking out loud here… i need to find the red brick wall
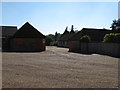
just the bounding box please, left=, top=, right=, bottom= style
left=10, top=38, right=45, bottom=51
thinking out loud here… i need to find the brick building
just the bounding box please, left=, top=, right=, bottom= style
left=57, top=29, right=75, bottom=48
left=10, top=22, right=46, bottom=52
left=69, top=28, right=120, bottom=52
left=0, top=26, right=17, bottom=51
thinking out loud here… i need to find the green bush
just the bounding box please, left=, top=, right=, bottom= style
left=115, top=33, right=120, bottom=43
left=80, top=35, right=91, bottom=43
left=50, top=41, right=57, bottom=46
left=103, top=33, right=120, bottom=43
left=45, top=36, right=53, bottom=46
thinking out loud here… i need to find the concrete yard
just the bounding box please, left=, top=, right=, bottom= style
left=2, top=46, right=119, bottom=88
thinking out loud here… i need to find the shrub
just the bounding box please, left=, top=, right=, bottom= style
left=115, top=33, right=120, bottom=43
left=45, top=36, right=53, bottom=46
left=103, top=33, right=120, bottom=43
left=80, top=35, right=91, bottom=43
left=50, top=41, right=57, bottom=46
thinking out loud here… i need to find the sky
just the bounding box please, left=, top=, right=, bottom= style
left=1, top=2, right=118, bottom=35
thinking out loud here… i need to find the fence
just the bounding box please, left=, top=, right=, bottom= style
left=80, top=43, right=120, bottom=58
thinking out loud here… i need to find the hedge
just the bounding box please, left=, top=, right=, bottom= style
left=103, top=33, right=120, bottom=43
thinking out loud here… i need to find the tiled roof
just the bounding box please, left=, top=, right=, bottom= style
left=58, top=30, right=75, bottom=41
left=69, top=28, right=120, bottom=42
left=0, top=26, right=17, bottom=37
left=12, top=22, right=45, bottom=38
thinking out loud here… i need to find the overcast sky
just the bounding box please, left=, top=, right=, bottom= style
left=1, top=2, right=118, bottom=35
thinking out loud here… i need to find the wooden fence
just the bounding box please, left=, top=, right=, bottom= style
left=80, top=43, right=120, bottom=58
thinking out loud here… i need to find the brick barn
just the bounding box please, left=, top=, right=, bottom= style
left=0, top=26, right=17, bottom=51
left=69, top=28, right=120, bottom=52
left=10, top=22, right=46, bottom=52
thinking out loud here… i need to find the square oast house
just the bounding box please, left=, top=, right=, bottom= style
left=10, top=22, right=46, bottom=52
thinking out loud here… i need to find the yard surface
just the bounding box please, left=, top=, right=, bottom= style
left=2, top=46, right=119, bottom=88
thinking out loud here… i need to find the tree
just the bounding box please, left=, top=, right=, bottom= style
left=54, top=32, right=61, bottom=46
left=80, top=35, right=91, bottom=43
left=110, top=19, right=120, bottom=30
left=54, top=32, right=61, bottom=41
left=45, top=36, right=53, bottom=46
left=55, top=33, right=61, bottom=41
left=54, top=32, right=58, bottom=41
left=116, top=19, right=120, bottom=30
left=110, top=19, right=117, bottom=30
left=45, top=33, right=61, bottom=46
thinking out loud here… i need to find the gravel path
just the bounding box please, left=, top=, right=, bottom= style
left=2, top=46, right=119, bottom=88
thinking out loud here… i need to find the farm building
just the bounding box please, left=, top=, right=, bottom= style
left=57, top=28, right=75, bottom=48
left=10, top=22, right=46, bottom=52
left=69, top=28, right=120, bottom=52
left=0, top=26, right=17, bottom=51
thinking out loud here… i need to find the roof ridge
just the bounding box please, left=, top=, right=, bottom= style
left=13, top=22, right=45, bottom=38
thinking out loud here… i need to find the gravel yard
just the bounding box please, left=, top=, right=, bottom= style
left=2, top=46, right=119, bottom=88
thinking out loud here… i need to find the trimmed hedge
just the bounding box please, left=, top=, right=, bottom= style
left=103, top=33, right=120, bottom=43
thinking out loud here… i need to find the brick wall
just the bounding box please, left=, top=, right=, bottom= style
left=10, top=38, right=45, bottom=52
